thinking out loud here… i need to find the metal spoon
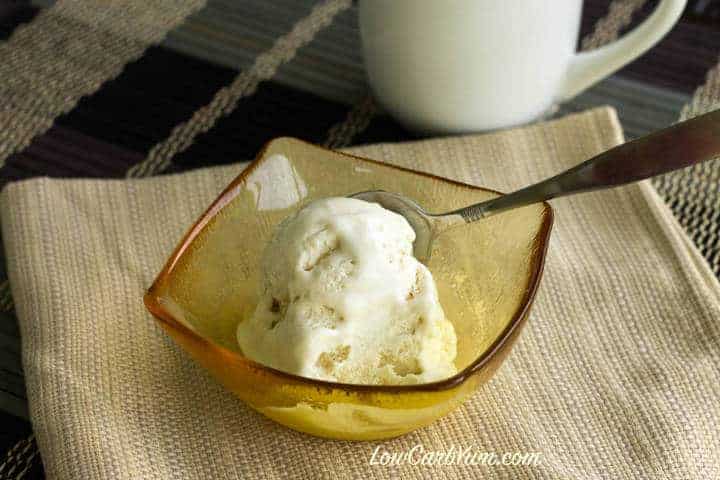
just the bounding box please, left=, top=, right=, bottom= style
left=352, top=109, right=720, bottom=262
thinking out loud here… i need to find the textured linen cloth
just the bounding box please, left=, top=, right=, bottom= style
left=2, top=107, right=719, bottom=479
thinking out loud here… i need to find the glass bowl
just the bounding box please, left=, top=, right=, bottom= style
left=144, top=137, right=553, bottom=440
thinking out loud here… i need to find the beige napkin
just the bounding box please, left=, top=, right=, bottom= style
left=2, top=107, right=719, bottom=479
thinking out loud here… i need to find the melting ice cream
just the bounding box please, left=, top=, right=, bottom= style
left=237, top=197, right=457, bottom=385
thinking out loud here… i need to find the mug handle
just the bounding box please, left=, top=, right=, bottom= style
left=556, top=0, right=687, bottom=101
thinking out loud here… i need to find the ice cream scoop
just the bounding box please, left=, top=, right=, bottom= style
left=236, top=197, right=457, bottom=385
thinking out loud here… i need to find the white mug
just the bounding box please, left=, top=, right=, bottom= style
left=359, top=0, right=687, bottom=134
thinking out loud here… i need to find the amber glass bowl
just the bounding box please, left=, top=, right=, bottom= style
left=144, top=137, right=553, bottom=440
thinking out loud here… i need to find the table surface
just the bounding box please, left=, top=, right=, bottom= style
left=1, top=1, right=719, bottom=477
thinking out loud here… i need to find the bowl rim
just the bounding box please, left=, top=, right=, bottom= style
left=144, top=137, right=554, bottom=393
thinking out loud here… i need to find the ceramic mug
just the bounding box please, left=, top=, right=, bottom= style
left=359, top=0, right=687, bottom=134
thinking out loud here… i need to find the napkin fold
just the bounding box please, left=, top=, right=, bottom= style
left=2, top=107, right=719, bottom=479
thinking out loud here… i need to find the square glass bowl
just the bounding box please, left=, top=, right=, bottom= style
left=144, top=137, right=553, bottom=440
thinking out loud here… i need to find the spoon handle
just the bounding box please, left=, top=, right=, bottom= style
left=453, top=109, right=720, bottom=222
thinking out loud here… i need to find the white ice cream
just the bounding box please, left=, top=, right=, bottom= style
left=236, top=197, right=457, bottom=385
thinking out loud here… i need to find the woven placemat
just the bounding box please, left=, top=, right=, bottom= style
left=2, top=107, right=719, bottom=479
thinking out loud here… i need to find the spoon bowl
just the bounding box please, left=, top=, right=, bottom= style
left=350, top=190, right=443, bottom=261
